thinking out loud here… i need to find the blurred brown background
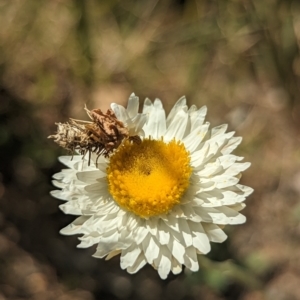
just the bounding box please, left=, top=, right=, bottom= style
left=0, top=0, right=300, bottom=299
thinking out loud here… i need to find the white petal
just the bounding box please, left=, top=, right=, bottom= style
left=127, top=252, right=147, bottom=274
left=191, top=142, right=218, bottom=169
left=189, top=106, right=207, bottom=131
left=202, top=223, right=227, bottom=243
left=228, top=184, right=254, bottom=196
left=93, top=233, right=129, bottom=259
left=216, top=206, right=246, bottom=224
left=77, top=170, right=104, bottom=183
left=157, top=220, right=170, bottom=245
left=142, top=97, right=153, bottom=114
left=146, top=218, right=159, bottom=236
left=163, top=215, right=180, bottom=232
left=211, top=124, right=228, bottom=138
left=164, top=109, right=189, bottom=142
left=171, top=257, right=182, bottom=275
left=180, top=205, right=202, bottom=222
left=143, top=236, right=160, bottom=264
left=229, top=203, right=246, bottom=211
left=182, top=122, right=210, bottom=152
left=53, top=169, right=75, bottom=181
left=183, top=247, right=199, bottom=272
left=153, top=246, right=172, bottom=279
left=60, top=201, right=82, bottom=215
left=73, top=159, right=93, bottom=172
left=167, top=238, right=185, bottom=264
left=193, top=207, right=229, bottom=224
left=217, top=154, right=241, bottom=169
left=188, top=104, right=197, bottom=113
left=78, top=232, right=101, bottom=248
left=134, top=224, right=149, bottom=245
left=110, top=103, right=130, bottom=123
left=143, top=98, right=166, bottom=139
left=166, top=96, right=187, bottom=127
left=50, top=190, right=71, bottom=201
left=127, top=93, right=139, bottom=118
left=120, top=245, right=142, bottom=269
left=197, top=161, right=223, bottom=177
left=188, top=221, right=211, bottom=254
left=178, top=219, right=193, bottom=247
left=224, top=162, right=251, bottom=176
left=84, top=182, right=107, bottom=193
left=221, top=137, right=242, bottom=155
left=195, top=190, right=245, bottom=207
left=131, top=113, right=147, bottom=135
left=106, top=250, right=121, bottom=260
left=52, top=180, right=66, bottom=189
left=58, top=155, right=81, bottom=168
left=169, top=205, right=186, bottom=218
left=93, top=249, right=111, bottom=259
left=60, top=216, right=90, bottom=235
left=211, top=175, right=240, bottom=189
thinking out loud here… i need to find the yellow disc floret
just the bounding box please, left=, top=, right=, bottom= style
left=107, top=138, right=192, bottom=218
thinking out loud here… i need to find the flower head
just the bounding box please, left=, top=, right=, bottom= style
left=50, top=93, right=252, bottom=279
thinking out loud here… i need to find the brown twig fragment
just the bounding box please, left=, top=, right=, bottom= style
left=49, top=107, right=141, bottom=164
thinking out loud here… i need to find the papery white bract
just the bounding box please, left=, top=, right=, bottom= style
left=51, top=93, right=252, bottom=279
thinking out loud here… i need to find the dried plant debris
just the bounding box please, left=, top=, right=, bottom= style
left=49, top=107, right=140, bottom=163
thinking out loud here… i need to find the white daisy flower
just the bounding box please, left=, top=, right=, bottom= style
left=50, top=93, right=252, bottom=279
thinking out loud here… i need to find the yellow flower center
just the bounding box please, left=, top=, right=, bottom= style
left=107, top=138, right=192, bottom=218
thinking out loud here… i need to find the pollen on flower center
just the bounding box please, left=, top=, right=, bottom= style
left=107, top=138, right=192, bottom=218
